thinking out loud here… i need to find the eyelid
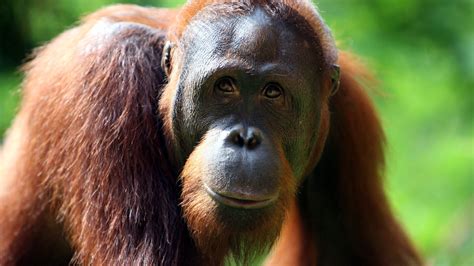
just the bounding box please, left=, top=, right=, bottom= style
left=214, top=76, right=239, bottom=95
left=262, top=83, right=284, bottom=99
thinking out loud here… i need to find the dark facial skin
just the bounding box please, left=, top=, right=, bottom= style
left=170, top=8, right=324, bottom=210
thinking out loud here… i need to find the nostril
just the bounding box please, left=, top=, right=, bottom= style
left=246, top=128, right=262, bottom=150
left=246, top=136, right=259, bottom=149
left=228, top=130, right=245, bottom=147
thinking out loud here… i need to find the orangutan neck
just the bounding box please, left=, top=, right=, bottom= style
left=264, top=199, right=317, bottom=266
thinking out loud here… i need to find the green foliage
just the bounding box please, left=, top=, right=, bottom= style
left=0, top=0, right=472, bottom=264
left=316, top=0, right=473, bottom=264
left=0, top=72, right=20, bottom=139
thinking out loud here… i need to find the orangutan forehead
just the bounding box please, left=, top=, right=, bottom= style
left=181, top=4, right=326, bottom=66
left=180, top=10, right=320, bottom=74
left=186, top=3, right=322, bottom=44
left=171, top=0, right=338, bottom=67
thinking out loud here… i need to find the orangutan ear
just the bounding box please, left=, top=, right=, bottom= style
left=330, top=64, right=340, bottom=96
left=161, top=41, right=175, bottom=77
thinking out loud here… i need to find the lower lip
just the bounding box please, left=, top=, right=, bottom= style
left=204, top=184, right=277, bottom=209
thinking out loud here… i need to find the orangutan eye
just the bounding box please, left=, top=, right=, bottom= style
left=263, top=83, right=283, bottom=99
left=215, top=77, right=237, bottom=94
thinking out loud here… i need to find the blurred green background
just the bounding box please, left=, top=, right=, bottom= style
left=0, top=0, right=472, bottom=265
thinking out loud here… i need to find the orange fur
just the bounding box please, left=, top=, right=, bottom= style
left=0, top=1, right=421, bottom=265
left=265, top=199, right=317, bottom=266
left=1, top=5, right=188, bottom=265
